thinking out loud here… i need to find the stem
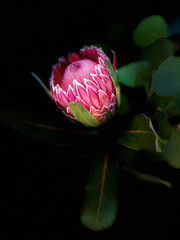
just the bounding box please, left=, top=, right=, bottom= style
left=168, top=111, right=180, bottom=118
left=31, top=72, right=53, bottom=100
left=147, top=76, right=153, bottom=104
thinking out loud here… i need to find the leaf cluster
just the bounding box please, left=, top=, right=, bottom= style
left=0, top=15, right=180, bottom=231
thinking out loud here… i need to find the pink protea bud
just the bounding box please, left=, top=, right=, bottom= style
left=49, top=46, right=118, bottom=124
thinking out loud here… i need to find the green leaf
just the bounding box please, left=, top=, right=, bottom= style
left=106, top=111, right=112, bottom=121
left=163, top=130, right=180, bottom=168
left=117, top=61, right=153, bottom=89
left=141, top=38, right=174, bottom=70
left=117, top=147, right=138, bottom=162
left=136, top=173, right=172, bottom=188
left=155, top=109, right=172, bottom=140
left=123, top=167, right=172, bottom=188
left=152, top=94, right=175, bottom=112
left=118, top=114, right=162, bottom=152
left=69, top=102, right=102, bottom=127
left=152, top=94, right=180, bottom=117
left=116, top=94, right=130, bottom=116
left=153, top=56, right=180, bottom=96
left=31, top=72, right=53, bottom=99
left=105, top=60, right=121, bottom=107
left=0, top=110, right=98, bottom=146
left=164, top=95, right=180, bottom=117
left=81, top=153, right=118, bottom=231
left=133, top=15, right=168, bottom=49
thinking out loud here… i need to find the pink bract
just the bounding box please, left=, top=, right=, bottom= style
left=49, top=46, right=117, bottom=122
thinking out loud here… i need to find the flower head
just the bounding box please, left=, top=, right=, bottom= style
left=50, top=46, right=117, bottom=124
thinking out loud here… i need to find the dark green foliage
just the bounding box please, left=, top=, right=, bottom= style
left=153, top=56, right=180, bottom=96
left=80, top=153, right=118, bottom=230
left=163, top=130, right=180, bottom=168
left=118, top=114, right=162, bottom=152
left=1, top=14, right=180, bottom=232
left=105, top=60, right=121, bottom=107
left=117, top=61, right=152, bottom=88
left=133, top=15, right=168, bottom=48
left=140, top=38, right=174, bottom=70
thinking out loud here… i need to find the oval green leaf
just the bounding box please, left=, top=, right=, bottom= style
left=117, top=61, right=152, bottom=88
left=69, top=102, right=102, bottom=127
left=141, top=38, right=174, bottom=70
left=163, top=131, right=180, bottom=168
left=81, top=153, right=118, bottom=231
left=153, top=56, right=180, bottom=96
left=133, top=15, right=168, bottom=49
left=118, top=114, right=162, bottom=152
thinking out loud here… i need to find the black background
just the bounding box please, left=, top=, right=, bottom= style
left=1, top=1, right=180, bottom=239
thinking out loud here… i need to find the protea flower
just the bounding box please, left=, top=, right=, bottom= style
left=49, top=46, right=120, bottom=126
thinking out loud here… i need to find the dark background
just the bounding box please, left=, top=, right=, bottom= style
left=1, top=1, right=180, bottom=239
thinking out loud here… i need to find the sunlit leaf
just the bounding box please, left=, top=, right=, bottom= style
left=69, top=102, right=102, bottom=127
left=81, top=153, right=118, bottom=231
left=133, top=15, right=168, bottom=48
left=153, top=56, right=180, bottom=96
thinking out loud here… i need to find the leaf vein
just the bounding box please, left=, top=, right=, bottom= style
left=96, top=154, right=108, bottom=223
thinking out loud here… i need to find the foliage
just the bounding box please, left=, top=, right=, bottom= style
left=1, top=14, right=180, bottom=231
